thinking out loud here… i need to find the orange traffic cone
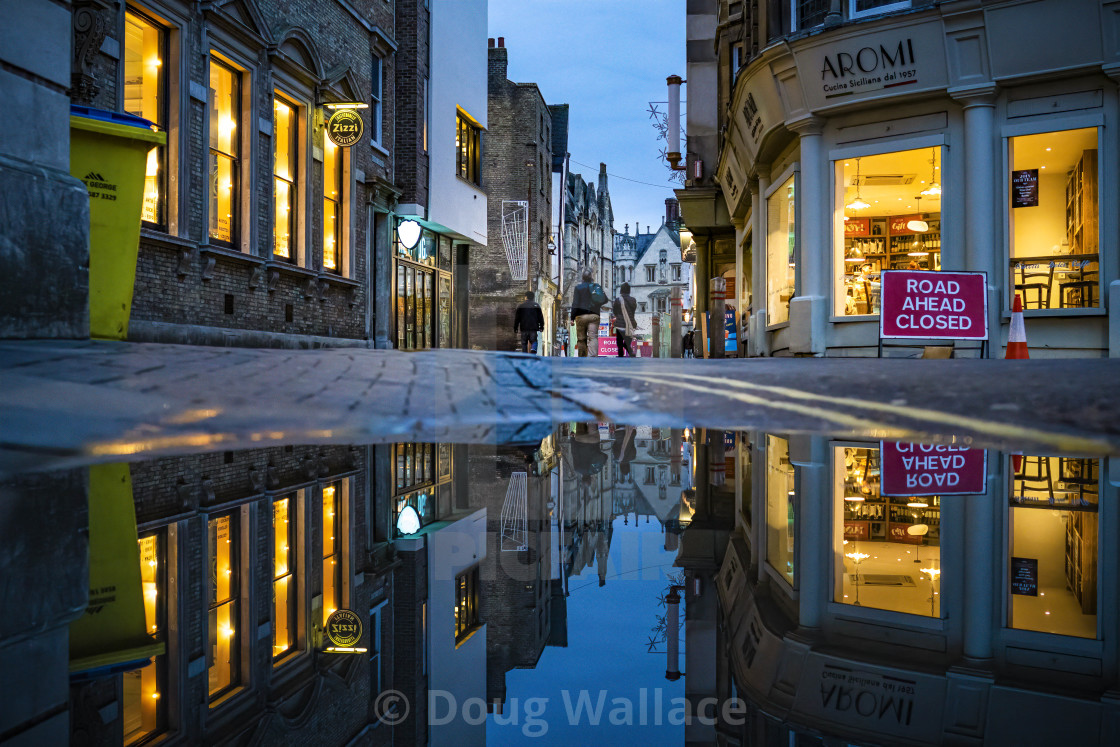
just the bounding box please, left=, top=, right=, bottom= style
left=1006, top=294, right=1029, bottom=359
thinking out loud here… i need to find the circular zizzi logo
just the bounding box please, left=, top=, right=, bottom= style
left=326, top=109, right=364, bottom=147
left=325, top=609, right=362, bottom=647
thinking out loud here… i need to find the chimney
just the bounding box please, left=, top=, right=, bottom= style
left=488, top=37, right=495, bottom=48
left=665, top=198, right=680, bottom=227
left=598, top=162, right=608, bottom=196
left=488, top=37, right=508, bottom=83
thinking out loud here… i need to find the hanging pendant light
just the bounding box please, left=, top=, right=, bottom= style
left=906, top=192, right=929, bottom=234
left=920, top=149, right=941, bottom=197
left=846, top=157, right=870, bottom=210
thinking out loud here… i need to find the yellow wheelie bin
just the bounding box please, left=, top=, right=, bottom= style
left=70, top=105, right=166, bottom=340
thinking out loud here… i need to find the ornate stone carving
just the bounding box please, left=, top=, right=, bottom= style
left=176, top=249, right=193, bottom=278
left=71, top=4, right=111, bottom=104
left=267, top=269, right=280, bottom=292
left=201, top=254, right=217, bottom=281
left=249, top=265, right=264, bottom=289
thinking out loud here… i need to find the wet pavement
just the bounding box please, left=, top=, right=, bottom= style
left=4, top=342, right=1120, bottom=746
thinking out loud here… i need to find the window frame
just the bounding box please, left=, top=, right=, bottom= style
left=271, top=493, right=298, bottom=663
left=322, top=135, right=343, bottom=275
left=848, top=0, right=911, bottom=21
left=765, top=164, right=799, bottom=328
left=124, top=529, right=168, bottom=745
left=322, top=481, right=343, bottom=626
left=456, top=109, right=481, bottom=185
left=123, top=6, right=169, bottom=231
left=791, top=0, right=829, bottom=31
left=272, top=92, right=301, bottom=264
left=206, top=510, right=242, bottom=704
left=1002, top=120, right=1103, bottom=316
left=454, top=566, right=481, bottom=644
left=370, top=54, right=383, bottom=148
left=207, top=54, right=244, bottom=249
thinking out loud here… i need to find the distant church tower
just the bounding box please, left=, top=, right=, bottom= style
left=613, top=224, right=638, bottom=286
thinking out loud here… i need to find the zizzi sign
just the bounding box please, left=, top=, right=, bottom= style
left=326, top=109, right=364, bottom=147
left=879, top=271, right=988, bottom=340
left=820, top=39, right=918, bottom=99
left=880, top=441, right=987, bottom=496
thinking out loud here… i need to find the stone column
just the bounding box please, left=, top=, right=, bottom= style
left=693, top=235, right=711, bottom=357
left=787, top=117, right=827, bottom=355
left=961, top=462, right=998, bottom=665
left=374, top=211, right=394, bottom=348
left=709, top=277, right=726, bottom=359
left=789, top=435, right=826, bottom=633
left=952, top=86, right=999, bottom=357
left=670, top=286, right=683, bottom=357
left=732, top=216, right=746, bottom=357
left=652, top=312, right=661, bottom=357
left=752, top=174, right=769, bottom=356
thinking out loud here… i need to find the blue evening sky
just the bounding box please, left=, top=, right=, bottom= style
left=487, top=0, right=687, bottom=238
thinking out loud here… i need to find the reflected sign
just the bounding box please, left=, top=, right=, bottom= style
left=880, top=441, right=987, bottom=496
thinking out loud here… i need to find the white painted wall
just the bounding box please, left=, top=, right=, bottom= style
left=429, top=0, right=488, bottom=246
left=428, top=509, right=488, bottom=747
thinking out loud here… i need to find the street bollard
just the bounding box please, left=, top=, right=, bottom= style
left=670, top=287, right=682, bottom=357
left=710, top=277, right=726, bottom=359
left=652, top=313, right=661, bottom=358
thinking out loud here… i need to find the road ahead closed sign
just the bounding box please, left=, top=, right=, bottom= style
left=880, top=270, right=987, bottom=340
left=880, top=441, right=987, bottom=496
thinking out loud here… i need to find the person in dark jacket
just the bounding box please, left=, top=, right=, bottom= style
left=612, top=283, right=638, bottom=357
left=570, top=270, right=605, bottom=357
left=513, top=292, right=545, bottom=353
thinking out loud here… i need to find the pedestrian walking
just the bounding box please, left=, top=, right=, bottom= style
left=612, top=283, right=638, bottom=357
left=513, top=292, right=544, bottom=354
left=570, top=270, right=608, bottom=357
left=682, top=330, right=694, bottom=358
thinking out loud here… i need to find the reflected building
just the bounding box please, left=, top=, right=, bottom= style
left=708, top=433, right=1117, bottom=745
left=62, top=445, right=396, bottom=745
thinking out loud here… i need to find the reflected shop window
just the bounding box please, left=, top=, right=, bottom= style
left=393, top=442, right=452, bottom=537
left=1008, top=128, right=1099, bottom=310
left=766, top=175, right=796, bottom=325
left=322, top=482, right=341, bottom=624
left=208, top=513, right=239, bottom=701
left=833, top=446, right=942, bottom=617
left=765, top=435, right=795, bottom=586
left=1008, top=456, right=1099, bottom=638
left=123, top=532, right=166, bottom=745
left=837, top=147, right=944, bottom=317
left=272, top=494, right=297, bottom=662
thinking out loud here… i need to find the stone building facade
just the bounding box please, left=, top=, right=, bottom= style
left=562, top=165, right=615, bottom=313
left=469, top=38, right=557, bottom=353
left=613, top=199, right=693, bottom=343
left=65, top=0, right=398, bottom=348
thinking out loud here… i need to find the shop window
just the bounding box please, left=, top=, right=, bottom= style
left=123, top=532, right=166, bottom=744
left=833, top=446, right=941, bottom=617
left=322, top=482, right=342, bottom=624
left=765, top=435, right=795, bottom=586
left=208, top=513, right=239, bottom=701
left=393, top=443, right=446, bottom=537
left=793, top=0, right=828, bottom=30
left=766, top=175, right=796, bottom=325
left=454, top=567, right=481, bottom=643
left=370, top=55, right=383, bottom=147
left=323, top=136, right=342, bottom=274
left=273, top=94, right=298, bottom=263
left=396, top=223, right=443, bottom=350
left=1008, top=456, right=1099, bottom=639
left=124, top=8, right=167, bottom=229
left=1008, top=128, right=1099, bottom=310
left=456, top=110, right=481, bottom=185
left=272, top=495, right=296, bottom=662
left=848, top=0, right=910, bottom=20
left=836, top=147, right=943, bottom=317
left=208, top=57, right=241, bottom=247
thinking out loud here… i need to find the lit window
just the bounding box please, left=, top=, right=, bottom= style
left=836, top=148, right=943, bottom=317
left=273, top=496, right=296, bottom=661
left=456, top=111, right=481, bottom=185
left=833, top=446, right=941, bottom=616
left=273, top=94, right=298, bottom=262
left=370, top=55, right=383, bottom=146
left=323, top=136, right=342, bottom=273
left=124, top=9, right=167, bottom=228
left=123, top=532, right=165, bottom=744
left=454, top=567, right=480, bottom=643
left=322, top=483, right=341, bottom=625
left=208, top=57, right=240, bottom=246
left=208, top=513, right=239, bottom=701
left=766, top=175, right=796, bottom=325
left=1008, top=128, right=1099, bottom=310
left=766, top=435, right=795, bottom=586
left=1008, top=456, right=1098, bottom=638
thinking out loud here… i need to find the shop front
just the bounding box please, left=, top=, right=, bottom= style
left=394, top=219, right=455, bottom=350
left=718, top=0, right=1116, bottom=358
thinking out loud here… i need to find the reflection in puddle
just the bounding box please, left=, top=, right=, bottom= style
left=2, top=427, right=1117, bottom=745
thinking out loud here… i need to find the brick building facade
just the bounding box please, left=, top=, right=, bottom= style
left=67, top=0, right=400, bottom=348
left=469, top=38, right=557, bottom=353
left=562, top=165, right=616, bottom=313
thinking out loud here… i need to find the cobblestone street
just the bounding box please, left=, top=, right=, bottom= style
left=3, top=340, right=1119, bottom=475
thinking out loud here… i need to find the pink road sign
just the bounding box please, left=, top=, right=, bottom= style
left=880, top=441, right=988, bottom=496
left=879, top=270, right=987, bottom=340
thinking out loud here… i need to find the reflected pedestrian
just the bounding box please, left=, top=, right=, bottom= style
left=513, top=291, right=544, bottom=354
left=612, top=283, right=637, bottom=357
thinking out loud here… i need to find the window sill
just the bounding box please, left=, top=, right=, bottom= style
left=207, top=684, right=248, bottom=710
left=454, top=624, right=483, bottom=649
left=140, top=227, right=195, bottom=252
left=200, top=243, right=265, bottom=267
left=370, top=141, right=390, bottom=158
left=1003, top=307, right=1106, bottom=318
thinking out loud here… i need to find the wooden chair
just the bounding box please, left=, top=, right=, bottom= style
left=1059, top=267, right=1099, bottom=308
left=1015, top=263, right=1055, bottom=309
left=1058, top=457, right=1098, bottom=506
left=1014, top=456, right=1054, bottom=504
